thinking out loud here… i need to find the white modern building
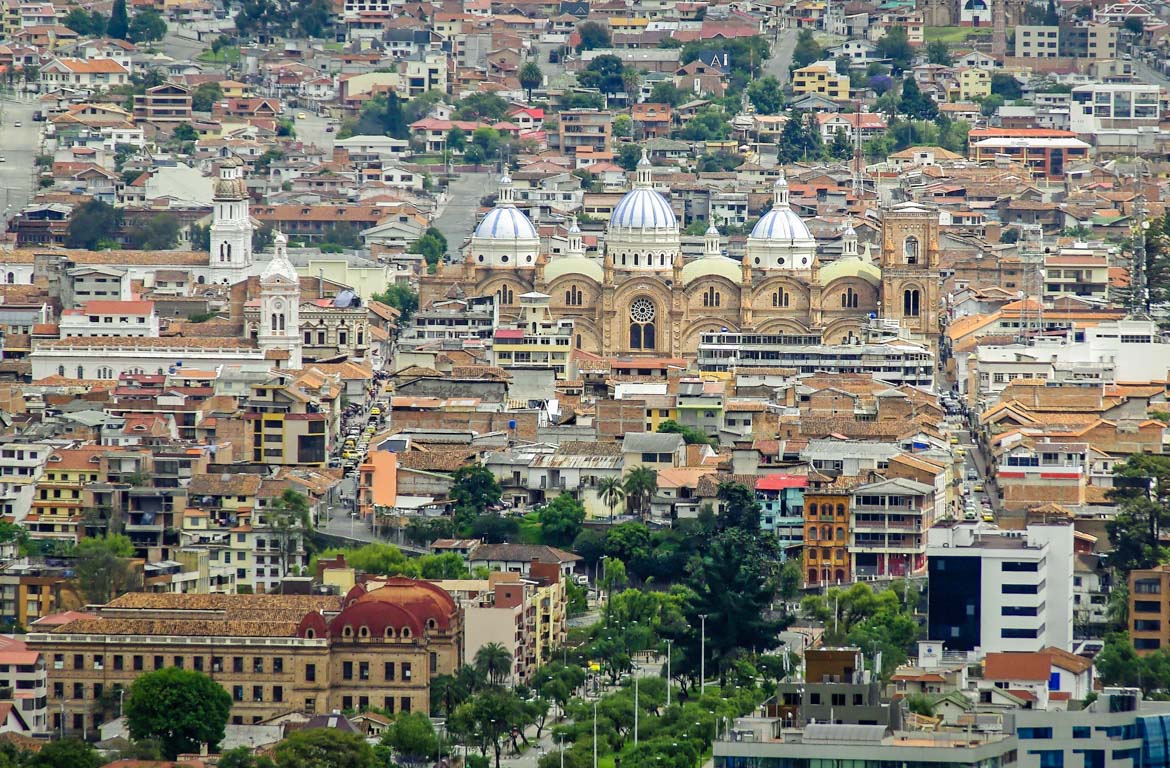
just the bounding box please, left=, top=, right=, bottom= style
left=58, top=300, right=160, bottom=338
left=926, top=521, right=1075, bottom=653
left=1070, top=83, right=1163, bottom=134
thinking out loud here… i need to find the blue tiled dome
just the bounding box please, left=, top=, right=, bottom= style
left=750, top=207, right=813, bottom=242
left=610, top=188, right=677, bottom=230
left=473, top=206, right=539, bottom=240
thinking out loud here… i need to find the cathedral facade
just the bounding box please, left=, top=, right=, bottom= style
left=420, top=152, right=941, bottom=358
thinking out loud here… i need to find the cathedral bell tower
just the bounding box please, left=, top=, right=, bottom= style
left=259, top=231, right=303, bottom=369
left=209, top=157, right=254, bottom=285
left=879, top=206, right=941, bottom=353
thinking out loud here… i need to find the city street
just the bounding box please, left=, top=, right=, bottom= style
left=0, top=96, right=41, bottom=221
left=433, top=171, right=494, bottom=262
left=294, top=113, right=337, bottom=152
left=763, top=28, right=799, bottom=87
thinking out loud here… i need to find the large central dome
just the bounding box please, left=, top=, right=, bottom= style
left=474, top=206, right=539, bottom=240
left=745, top=173, right=817, bottom=271
left=609, top=150, right=678, bottom=232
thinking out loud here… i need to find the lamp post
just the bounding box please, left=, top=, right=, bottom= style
left=699, top=614, right=707, bottom=695
left=592, top=699, right=598, bottom=768
left=665, top=638, right=673, bottom=707
left=118, top=687, right=125, bottom=718
left=634, top=664, right=639, bottom=747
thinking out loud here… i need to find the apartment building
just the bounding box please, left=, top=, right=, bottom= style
left=849, top=478, right=935, bottom=580
left=803, top=475, right=854, bottom=586
left=558, top=110, right=613, bottom=157
left=59, top=300, right=160, bottom=338
left=1013, top=689, right=1170, bottom=768
left=132, top=82, right=192, bottom=125
left=0, top=442, right=50, bottom=522
left=1070, top=83, right=1163, bottom=134
left=926, top=521, right=1075, bottom=653
left=1042, top=252, right=1110, bottom=300
left=756, top=474, right=807, bottom=556
left=0, top=638, right=47, bottom=734
left=791, top=61, right=849, bottom=100
left=1015, top=26, right=1060, bottom=58
left=492, top=293, right=574, bottom=379
left=28, top=581, right=462, bottom=736
left=1128, top=565, right=1170, bottom=653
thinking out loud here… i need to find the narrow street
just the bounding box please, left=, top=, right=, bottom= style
left=0, top=96, right=39, bottom=222
left=432, top=171, right=494, bottom=263
left=764, top=28, right=799, bottom=87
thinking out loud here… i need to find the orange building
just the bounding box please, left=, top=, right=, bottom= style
left=802, top=476, right=855, bottom=586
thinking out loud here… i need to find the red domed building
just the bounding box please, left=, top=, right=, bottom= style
left=295, top=577, right=463, bottom=716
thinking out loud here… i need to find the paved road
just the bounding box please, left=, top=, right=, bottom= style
left=764, top=28, right=799, bottom=87
left=432, top=171, right=494, bottom=262
left=161, top=26, right=211, bottom=63
left=0, top=97, right=41, bottom=221
left=294, top=112, right=336, bottom=153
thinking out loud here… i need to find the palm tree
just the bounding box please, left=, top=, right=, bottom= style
left=519, top=60, right=543, bottom=101
left=597, top=476, right=625, bottom=522
left=474, top=642, right=513, bottom=687
left=623, top=466, right=657, bottom=521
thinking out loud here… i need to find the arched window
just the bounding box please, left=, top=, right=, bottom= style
left=6, top=273, right=13, bottom=284
left=841, top=287, right=858, bottom=308
left=575, top=334, right=582, bottom=349
left=497, top=286, right=514, bottom=305
left=808, top=503, right=818, bottom=516
left=904, top=236, right=919, bottom=265
left=271, top=313, right=278, bottom=331
left=279, top=313, right=286, bottom=331
left=772, top=290, right=789, bottom=308
left=97, top=367, right=112, bottom=379
left=629, top=297, right=656, bottom=350
left=76, top=366, right=84, bottom=379
left=634, top=253, right=640, bottom=266
left=57, top=366, right=65, bottom=377
left=836, top=526, right=845, bottom=541
left=808, top=568, right=817, bottom=583
left=808, top=527, right=817, bottom=541
left=219, top=243, right=225, bottom=262
left=702, top=287, right=721, bottom=307
left=836, top=503, right=845, bottom=516
left=226, top=243, right=232, bottom=261
left=566, top=285, right=583, bottom=306
left=903, top=288, right=921, bottom=317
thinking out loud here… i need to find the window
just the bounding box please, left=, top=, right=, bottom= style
left=1019, top=728, right=1054, bottom=739
left=273, top=658, right=283, bottom=674
left=343, top=661, right=353, bottom=680
left=430, top=652, right=438, bottom=673
left=831, top=693, right=845, bottom=706
left=305, top=664, right=316, bottom=682
left=343, top=695, right=353, bottom=711
left=1003, top=561, right=1039, bottom=572
left=1073, top=727, right=1091, bottom=739
left=402, top=662, right=412, bottom=681
left=233, top=686, right=244, bottom=702
left=1002, top=605, right=1039, bottom=616
left=1002, top=627, right=1040, bottom=639
left=401, top=697, right=411, bottom=713
left=253, top=658, right=264, bottom=674
left=841, top=287, right=858, bottom=308
left=359, top=662, right=370, bottom=680
left=629, top=298, right=656, bottom=350
left=902, top=288, right=920, bottom=317
left=73, top=683, right=83, bottom=700
left=233, top=657, right=244, bottom=673
left=384, top=697, right=395, bottom=713
left=154, top=656, right=164, bottom=670
left=1003, top=583, right=1040, bottom=594
left=273, top=685, right=284, bottom=702
left=702, top=287, right=721, bottom=308
left=904, top=236, right=919, bottom=264
left=566, top=285, right=583, bottom=306
left=1030, top=751, right=1063, bottom=768
left=133, top=655, right=143, bottom=671
left=253, top=685, right=263, bottom=702
left=385, top=662, right=395, bottom=681
left=73, top=654, right=83, bottom=671
left=772, top=290, right=789, bottom=308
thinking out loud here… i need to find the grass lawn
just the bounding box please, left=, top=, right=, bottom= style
left=197, top=46, right=242, bottom=64
left=411, top=155, right=447, bottom=165
left=924, top=26, right=993, bottom=43
left=518, top=511, right=543, bottom=544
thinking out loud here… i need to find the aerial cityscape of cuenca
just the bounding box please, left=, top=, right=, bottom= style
left=6, top=0, right=1170, bottom=765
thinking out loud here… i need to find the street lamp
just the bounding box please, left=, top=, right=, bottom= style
left=699, top=614, right=708, bottom=695
left=665, top=638, right=673, bottom=707
left=634, top=663, right=639, bottom=747
left=592, top=699, right=598, bottom=768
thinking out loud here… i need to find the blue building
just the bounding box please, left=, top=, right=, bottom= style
left=756, top=474, right=807, bottom=559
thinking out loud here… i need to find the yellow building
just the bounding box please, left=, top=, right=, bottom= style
left=492, top=292, right=574, bottom=379
left=218, top=79, right=250, bottom=98
left=28, top=445, right=110, bottom=543
left=792, top=61, right=850, bottom=100
left=608, top=16, right=649, bottom=34
left=958, top=67, right=991, bottom=102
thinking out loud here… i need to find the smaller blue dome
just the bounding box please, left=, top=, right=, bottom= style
left=750, top=208, right=813, bottom=242
left=474, top=206, right=539, bottom=240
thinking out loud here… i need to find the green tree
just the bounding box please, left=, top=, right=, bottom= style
left=267, top=488, right=311, bottom=579
left=67, top=200, right=120, bottom=250
left=677, top=108, right=729, bottom=141
left=274, top=728, right=379, bottom=768
left=597, top=476, right=625, bottom=522
left=409, top=227, right=448, bottom=271
left=623, top=467, right=657, bottom=521
left=539, top=494, right=586, bottom=547
left=63, top=8, right=107, bottom=36
left=26, top=739, right=101, bottom=768
left=464, top=144, right=485, bottom=167
left=192, top=81, right=223, bottom=112
left=129, top=8, right=167, bottom=42
left=979, top=93, right=1005, bottom=117
left=1124, top=16, right=1143, bottom=35
left=372, top=284, right=419, bottom=321
left=74, top=534, right=139, bottom=604
left=829, top=126, right=852, bottom=159
left=108, top=0, right=129, bottom=39
left=791, top=29, right=823, bottom=69
left=173, top=123, right=198, bottom=143
left=617, top=142, right=643, bottom=171
left=575, top=21, right=611, bottom=52
left=455, top=93, right=510, bottom=121
left=876, top=26, right=913, bottom=73
left=925, top=40, right=952, bottom=66
left=382, top=711, right=439, bottom=763
left=125, top=213, right=180, bottom=250
left=450, top=688, right=525, bottom=768
left=474, top=642, right=513, bottom=686
left=746, top=75, right=783, bottom=114
left=446, top=126, right=467, bottom=153
left=649, top=81, right=685, bottom=106
left=716, top=482, right=761, bottom=533
left=898, top=77, right=938, bottom=120
left=520, top=60, right=544, bottom=100
left=219, top=747, right=277, bottom=768
left=126, top=667, right=232, bottom=758
left=451, top=464, right=502, bottom=529
left=1106, top=454, right=1170, bottom=574
left=991, top=73, right=1023, bottom=99
left=321, top=222, right=363, bottom=249
left=656, top=419, right=713, bottom=446
left=613, top=113, right=633, bottom=139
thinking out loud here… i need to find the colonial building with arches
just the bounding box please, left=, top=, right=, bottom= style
left=411, top=153, right=941, bottom=359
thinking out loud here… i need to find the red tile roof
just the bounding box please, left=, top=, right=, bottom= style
left=983, top=652, right=1051, bottom=682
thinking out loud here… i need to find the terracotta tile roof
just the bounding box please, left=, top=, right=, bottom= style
left=55, top=618, right=301, bottom=637
left=470, top=543, right=581, bottom=564
left=983, top=652, right=1050, bottom=681
left=557, top=441, right=621, bottom=456
left=396, top=450, right=479, bottom=473
left=188, top=472, right=263, bottom=497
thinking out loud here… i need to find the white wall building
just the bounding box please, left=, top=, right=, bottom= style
left=58, top=300, right=160, bottom=338
left=927, top=521, right=1075, bottom=653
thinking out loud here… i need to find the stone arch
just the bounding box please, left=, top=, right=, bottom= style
left=822, top=316, right=866, bottom=345
left=478, top=276, right=533, bottom=316
left=569, top=316, right=602, bottom=352
left=546, top=275, right=603, bottom=313
left=682, top=317, right=740, bottom=351
left=900, top=282, right=924, bottom=317
left=821, top=277, right=878, bottom=315
left=683, top=275, right=741, bottom=313
left=755, top=317, right=813, bottom=335
left=751, top=276, right=812, bottom=313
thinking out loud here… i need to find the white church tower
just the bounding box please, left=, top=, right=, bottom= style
left=209, top=157, right=254, bottom=284
left=258, top=231, right=302, bottom=369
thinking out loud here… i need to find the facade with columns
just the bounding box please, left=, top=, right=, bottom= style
left=403, top=154, right=940, bottom=358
